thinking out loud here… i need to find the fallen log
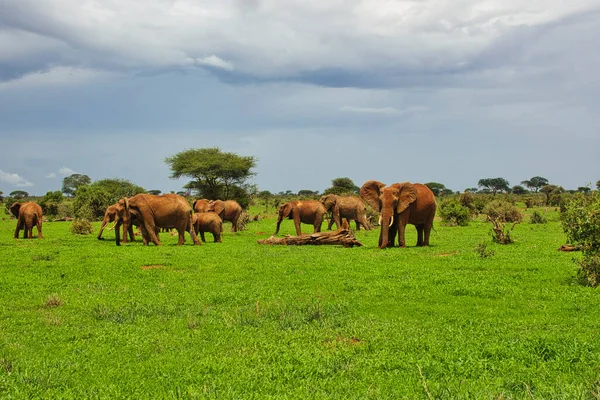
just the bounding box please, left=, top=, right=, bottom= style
left=258, top=220, right=363, bottom=247
left=558, top=244, right=581, bottom=252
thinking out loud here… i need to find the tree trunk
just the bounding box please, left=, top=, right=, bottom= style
left=258, top=220, right=363, bottom=248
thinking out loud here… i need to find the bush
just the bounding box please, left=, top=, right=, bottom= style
left=561, top=192, right=600, bottom=287
left=71, top=218, right=94, bottom=235
left=439, top=198, right=470, bottom=226
left=474, top=241, right=495, bottom=258
left=73, top=186, right=111, bottom=220
left=530, top=210, right=547, bottom=224
left=483, top=200, right=523, bottom=223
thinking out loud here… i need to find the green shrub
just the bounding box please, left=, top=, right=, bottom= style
left=439, top=198, right=470, bottom=226
left=483, top=200, right=523, bottom=223
left=71, top=219, right=94, bottom=235
left=561, top=192, right=600, bottom=287
left=530, top=210, right=547, bottom=224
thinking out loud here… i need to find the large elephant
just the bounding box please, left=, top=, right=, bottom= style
left=360, top=180, right=436, bottom=249
left=114, top=194, right=200, bottom=246
left=10, top=202, right=43, bottom=239
left=192, top=212, right=223, bottom=243
left=208, top=200, right=242, bottom=232
left=319, top=194, right=372, bottom=231
left=275, top=200, right=327, bottom=235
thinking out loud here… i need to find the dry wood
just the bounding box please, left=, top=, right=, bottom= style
left=258, top=220, right=363, bottom=247
left=558, top=244, right=581, bottom=252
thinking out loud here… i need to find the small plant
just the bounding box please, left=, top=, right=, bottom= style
left=71, top=218, right=94, bottom=235
left=474, top=241, right=495, bottom=258
left=45, top=294, right=63, bottom=308
left=530, top=210, right=547, bottom=224
left=489, top=217, right=517, bottom=244
left=439, top=198, right=470, bottom=226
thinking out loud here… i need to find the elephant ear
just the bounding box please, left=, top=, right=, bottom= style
left=9, top=202, right=21, bottom=217
left=393, top=182, right=417, bottom=214
left=280, top=202, right=293, bottom=218
left=360, top=180, right=386, bottom=212
left=212, top=201, right=225, bottom=216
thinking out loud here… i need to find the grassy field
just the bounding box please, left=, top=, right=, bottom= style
left=1, top=205, right=599, bottom=399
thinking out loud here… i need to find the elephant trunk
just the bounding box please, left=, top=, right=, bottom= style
left=378, top=213, right=394, bottom=249
left=274, top=215, right=283, bottom=235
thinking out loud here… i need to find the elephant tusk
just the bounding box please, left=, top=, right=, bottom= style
left=378, top=215, right=382, bottom=226
left=389, top=216, right=394, bottom=227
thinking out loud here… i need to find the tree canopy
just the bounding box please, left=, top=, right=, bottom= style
left=424, top=182, right=454, bottom=197
left=9, top=190, right=29, bottom=199
left=323, top=177, right=359, bottom=195
left=478, top=178, right=510, bottom=195
left=62, top=174, right=91, bottom=196
left=165, top=148, right=257, bottom=200
left=520, top=176, right=548, bottom=192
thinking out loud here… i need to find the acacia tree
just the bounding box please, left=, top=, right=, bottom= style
left=62, top=174, right=91, bottom=196
left=165, top=148, right=257, bottom=200
left=520, top=176, right=548, bottom=192
left=478, top=178, right=510, bottom=195
left=9, top=190, right=29, bottom=199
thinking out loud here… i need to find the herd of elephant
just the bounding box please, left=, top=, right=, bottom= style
left=9, top=180, right=437, bottom=249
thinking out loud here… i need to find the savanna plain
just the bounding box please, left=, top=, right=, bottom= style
left=0, top=204, right=599, bottom=399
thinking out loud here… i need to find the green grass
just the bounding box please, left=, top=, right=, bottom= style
left=1, top=206, right=599, bottom=399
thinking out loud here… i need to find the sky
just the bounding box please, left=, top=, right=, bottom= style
left=0, top=0, right=599, bottom=196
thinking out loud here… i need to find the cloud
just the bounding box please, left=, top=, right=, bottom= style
left=45, top=173, right=57, bottom=178
left=58, top=167, right=76, bottom=176
left=194, top=55, right=234, bottom=71
left=0, top=169, right=34, bottom=187
left=339, top=106, right=429, bottom=115
left=1, top=1, right=597, bottom=88
left=0, top=67, right=116, bottom=91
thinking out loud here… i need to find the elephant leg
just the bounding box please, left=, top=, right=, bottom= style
left=188, top=223, right=200, bottom=245
left=423, top=224, right=432, bottom=246
left=327, top=214, right=335, bottom=230
left=231, top=215, right=238, bottom=232
left=314, top=216, right=323, bottom=233
left=37, top=219, right=43, bottom=238
left=213, top=232, right=221, bottom=243
left=144, top=221, right=161, bottom=246
left=355, top=219, right=361, bottom=231
left=416, top=225, right=424, bottom=246
left=14, top=221, right=21, bottom=239
left=200, top=231, right=206, bottom=242
left=176, top=228, right=186, bottom=245
left=396, top=222, right=405, bottom=248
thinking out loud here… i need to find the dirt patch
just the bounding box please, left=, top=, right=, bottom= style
left=436, top=252, right=458, bottom=257
left=140, top=265, right=165, bottom=270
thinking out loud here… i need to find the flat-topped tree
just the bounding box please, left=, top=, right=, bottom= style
left=165, top=148, right=256, bottom=201
left=520, top=176, right=548, bottom=193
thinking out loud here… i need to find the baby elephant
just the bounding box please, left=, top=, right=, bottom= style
left=192, top=212, right=223, bottom=243
left=10, top=202, right=44, bottom=239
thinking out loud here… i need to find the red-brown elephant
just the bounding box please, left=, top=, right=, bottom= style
left=319, top=194, right=372, bottom=231
left=192, top=212, right=223, bottom=243
left=360, top=180, right=436, bottom=249
left=275, top=200, right=327, bottom=236
left=114, top=194, right=200, bottom=246
left=204, top=199, right=243, bottom=232
left=10, top=202, right=43, bottom=239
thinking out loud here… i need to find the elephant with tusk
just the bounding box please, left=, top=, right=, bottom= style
left=360, top=180, right=436, bottom=249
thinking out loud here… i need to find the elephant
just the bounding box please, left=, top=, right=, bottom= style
left=319, top=194, right=372, bottom=231
left=192, top=212, right=223, bottom=243
left=10, top=202, right=43, bottom=239
left=275, top=200, right=327, bottom=236
left=114, top=193, right=200, bottom=246
left=207, top=199, right=243, bottom=232
left=97, top=204, right=135, bottom=242
left=360, top=180, right=436, bottom=249
left=192, top=199, right=211, bottom=213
